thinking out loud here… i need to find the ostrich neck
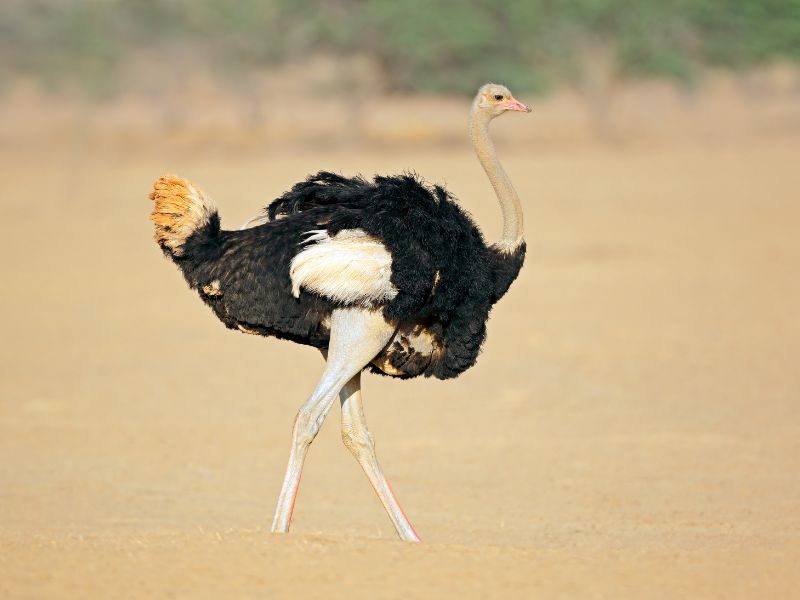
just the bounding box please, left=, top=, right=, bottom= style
left=469, top=109, right=524, bottom=252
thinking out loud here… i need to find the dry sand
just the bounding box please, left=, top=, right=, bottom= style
left=1, top=122, right=799, bottom=597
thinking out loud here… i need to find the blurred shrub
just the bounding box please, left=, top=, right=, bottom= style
left=1, top=0, right=799, bottom=97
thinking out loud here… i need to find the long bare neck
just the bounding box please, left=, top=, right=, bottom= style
left=469, top=107, right=524, bottom=252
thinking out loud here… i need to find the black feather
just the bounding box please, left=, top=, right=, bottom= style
left=164, top=171, right=525, bottom=379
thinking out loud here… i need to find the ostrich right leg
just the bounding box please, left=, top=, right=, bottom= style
left=339, top=373, right=422, bottom=542
left=270, top=308, right=395, bottom=534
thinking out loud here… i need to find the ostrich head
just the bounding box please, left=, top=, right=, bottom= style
left=473, top=83, right=531, bottom=118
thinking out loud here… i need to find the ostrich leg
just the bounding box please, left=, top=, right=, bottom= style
left=339, top=373, right=422, bottom=542
left=270, top=308, right=395, bottom=534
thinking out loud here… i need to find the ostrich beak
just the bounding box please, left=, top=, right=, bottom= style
left=501, top=97, right=531, bottom=113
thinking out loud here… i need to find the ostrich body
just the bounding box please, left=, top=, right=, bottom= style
left=149, top=84, right=530, bottom=542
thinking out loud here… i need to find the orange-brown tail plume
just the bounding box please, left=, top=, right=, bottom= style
left=149, top=175, right=218, bottom=257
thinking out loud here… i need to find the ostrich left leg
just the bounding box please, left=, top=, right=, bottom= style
left=270, top=308, right=395, bottom=534
left=340, top=373, right=422, bottom=542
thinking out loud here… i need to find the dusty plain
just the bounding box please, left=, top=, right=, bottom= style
left=1, top=91, right=799, bottom=598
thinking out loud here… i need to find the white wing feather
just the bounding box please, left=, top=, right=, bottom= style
left=290, top=229, right=398, bottom=307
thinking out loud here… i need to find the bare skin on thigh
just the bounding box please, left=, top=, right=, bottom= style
left=270, top=308, right=398, bottom=535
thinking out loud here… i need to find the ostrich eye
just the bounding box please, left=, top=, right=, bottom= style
left=493, top=94, right=504, bottom=101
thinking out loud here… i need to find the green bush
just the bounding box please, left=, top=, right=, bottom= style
left=1, top=0, right=799, bottom=96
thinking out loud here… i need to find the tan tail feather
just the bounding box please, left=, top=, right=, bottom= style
left=149, top=174, right=216, bottom=256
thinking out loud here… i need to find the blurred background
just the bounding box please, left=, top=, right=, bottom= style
left=2, top=2, right=799, bottom=598
left=2, top=0, right=800, bottom=149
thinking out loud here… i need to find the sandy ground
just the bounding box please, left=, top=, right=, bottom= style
left=1, top=124, right=799, bottom=598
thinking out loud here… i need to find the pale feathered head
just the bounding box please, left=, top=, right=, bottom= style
left=473, top=83, right=531, bottom=118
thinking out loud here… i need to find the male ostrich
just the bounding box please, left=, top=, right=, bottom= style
left=148, top=83, right=530, bottom=542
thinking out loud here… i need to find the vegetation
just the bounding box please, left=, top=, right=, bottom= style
left=1, top=0, right=799, bottom=97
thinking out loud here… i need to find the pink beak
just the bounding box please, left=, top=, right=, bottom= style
left=500, top=97, right=531, bottom=113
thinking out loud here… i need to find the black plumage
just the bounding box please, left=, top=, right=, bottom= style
left=159, top=171, right=524, bottom=380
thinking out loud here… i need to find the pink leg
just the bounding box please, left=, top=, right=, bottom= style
left=270, top=308, right=395, bottom=534
left=340, top=373, right=421, bottom=542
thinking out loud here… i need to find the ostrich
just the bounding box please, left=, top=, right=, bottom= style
left=148, top=83, right=530, bottom=542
